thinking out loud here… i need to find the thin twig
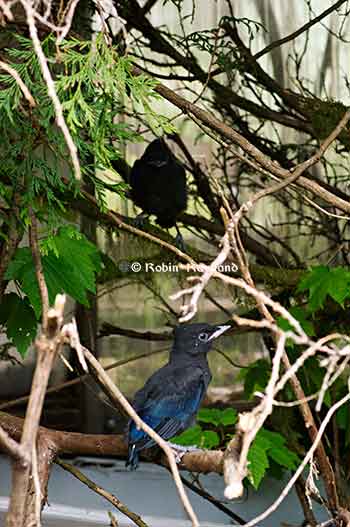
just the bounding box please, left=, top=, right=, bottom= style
left=242, top=392, right=350, bottom=527
left=82, top=347, right=200, bottom=527
left=28, top=207, right=49, bottom=331
left=56, top=459, right=149, bottom=527
left=179, top=472, right=247, bottom=525
left=20, top=0, right=81, bottom=180
left=56, top=0, right=81, bottom=44
left=0, top=0, right=14, bottom=20
left=254, top=0, right=348, bottom=60
left=0, top=348, right=167, bottom=411
left=0, top=60, right=36, bottom=107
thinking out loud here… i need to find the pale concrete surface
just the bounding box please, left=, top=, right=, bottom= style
left=0, top=455, right=327, bottom=526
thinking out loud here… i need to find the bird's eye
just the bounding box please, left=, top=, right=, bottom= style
left=198, top=332, right=208, bottom=342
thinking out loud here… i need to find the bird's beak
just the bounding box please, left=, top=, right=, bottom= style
left=208, top=325, right=231, bottom=341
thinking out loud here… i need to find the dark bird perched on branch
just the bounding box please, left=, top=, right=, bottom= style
left=126, top=322, right=230, bottom=469
left=129, top=137, right=187, bottom=247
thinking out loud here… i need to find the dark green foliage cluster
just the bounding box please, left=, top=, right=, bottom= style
left=0, top=226, right=102, bottom=356
left=297, top=265, right=350, bottom=311
left=174, top=407, right=238, bottom=449
left=247, top=429, right=299, bottom=489
left=173, top=407, right=299, bottom=490
left=172, top=265, right=350, bottom=490
left=0, top=33, right=172, bottom=217
left=0, top=31, right=174, bottom=357
left=184, top=16, right=264, bottom=73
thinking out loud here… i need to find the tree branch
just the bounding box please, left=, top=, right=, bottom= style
left=56, top=458, right=149, bottom=527
left=254, top=0, right=349, bottom=61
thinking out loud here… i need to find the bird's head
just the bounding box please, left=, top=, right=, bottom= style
left=172, top=322, right=230, bottom=357
left=142, top=137, right=171, bottom=164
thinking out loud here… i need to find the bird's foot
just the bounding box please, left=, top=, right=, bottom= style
left=133, top=212, right=149, bottom=229
left=174, top=231, right=185, bottom=251
left=166, top=442, right=199, bottom=463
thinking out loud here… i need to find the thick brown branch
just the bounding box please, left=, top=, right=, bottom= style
left=6, top=296, right=65, bottom=527
left=115, top=0, right=310, bottom=132
left=132, top=68, right=350, bottom=215
left=0, top=410, right=224, bottom=472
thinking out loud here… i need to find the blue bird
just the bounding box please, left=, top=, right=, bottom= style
left=126, top=322, right=230, bottom=469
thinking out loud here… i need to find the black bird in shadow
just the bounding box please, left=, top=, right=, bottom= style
left=128, top=137, right=187, bottom=247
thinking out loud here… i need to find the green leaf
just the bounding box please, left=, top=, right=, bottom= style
left=197, top=408, right=222, bottom=426
left=172, top=425, right=203, bottom=446
left=0, top=293, right=37, bottom=356
left=297, top=266, right=350, bottom=312
left=172, top=425, right=220, bottom=449
left=240, top=359, right=271, bottom=399
left=246, top=429, right=300, bottom=489
left=268, top=445, right=299, bottom=470
left=247, top=438, right=269, bottom=490
left=218, top=408, right=238, bottom=426
left=5, top=247, right=42, bottom=318
left=256, top=428, right=299, bottom=470
left=257, top=429, right=299, bottom=470
left=200, top=430, right=220, bottom=449
left=197, top=408, right=237, bottom=427
left=5, top=227, right=103, bottom=319
left=257, top=428, right=284, bottom=447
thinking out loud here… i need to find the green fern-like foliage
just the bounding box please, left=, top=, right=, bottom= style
left=0, top=31, right=176, bottom=356
left=0, top=32, right=173, bottom=222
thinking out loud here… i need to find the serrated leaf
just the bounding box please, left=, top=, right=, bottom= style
left=197, top=408, right=237, bottom=427
left=297, top=266, right=350, bottom=312
left=5, top=248, right=42, bottom=318
left=246, top=429, right=300, bottom=488
left=257, top=428, right=285, bottom=447
left=5, top=227, right=103, bottom=319
left=268, top=445, right=299, bottom=470
left=173, top=426, right=220, bottom=449
left=328, top=268, right=350, bottom=305
left=52, top=226, right=102, bottom=289
left=247, top=439, right=269, bottom=490
left=0, top=293, right=37, bottom=356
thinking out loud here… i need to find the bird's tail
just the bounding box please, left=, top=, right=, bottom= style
left=125, top=443, right=139, bottom=470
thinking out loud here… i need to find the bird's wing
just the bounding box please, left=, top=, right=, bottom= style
left=128, top=366, right=206, bottom=450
